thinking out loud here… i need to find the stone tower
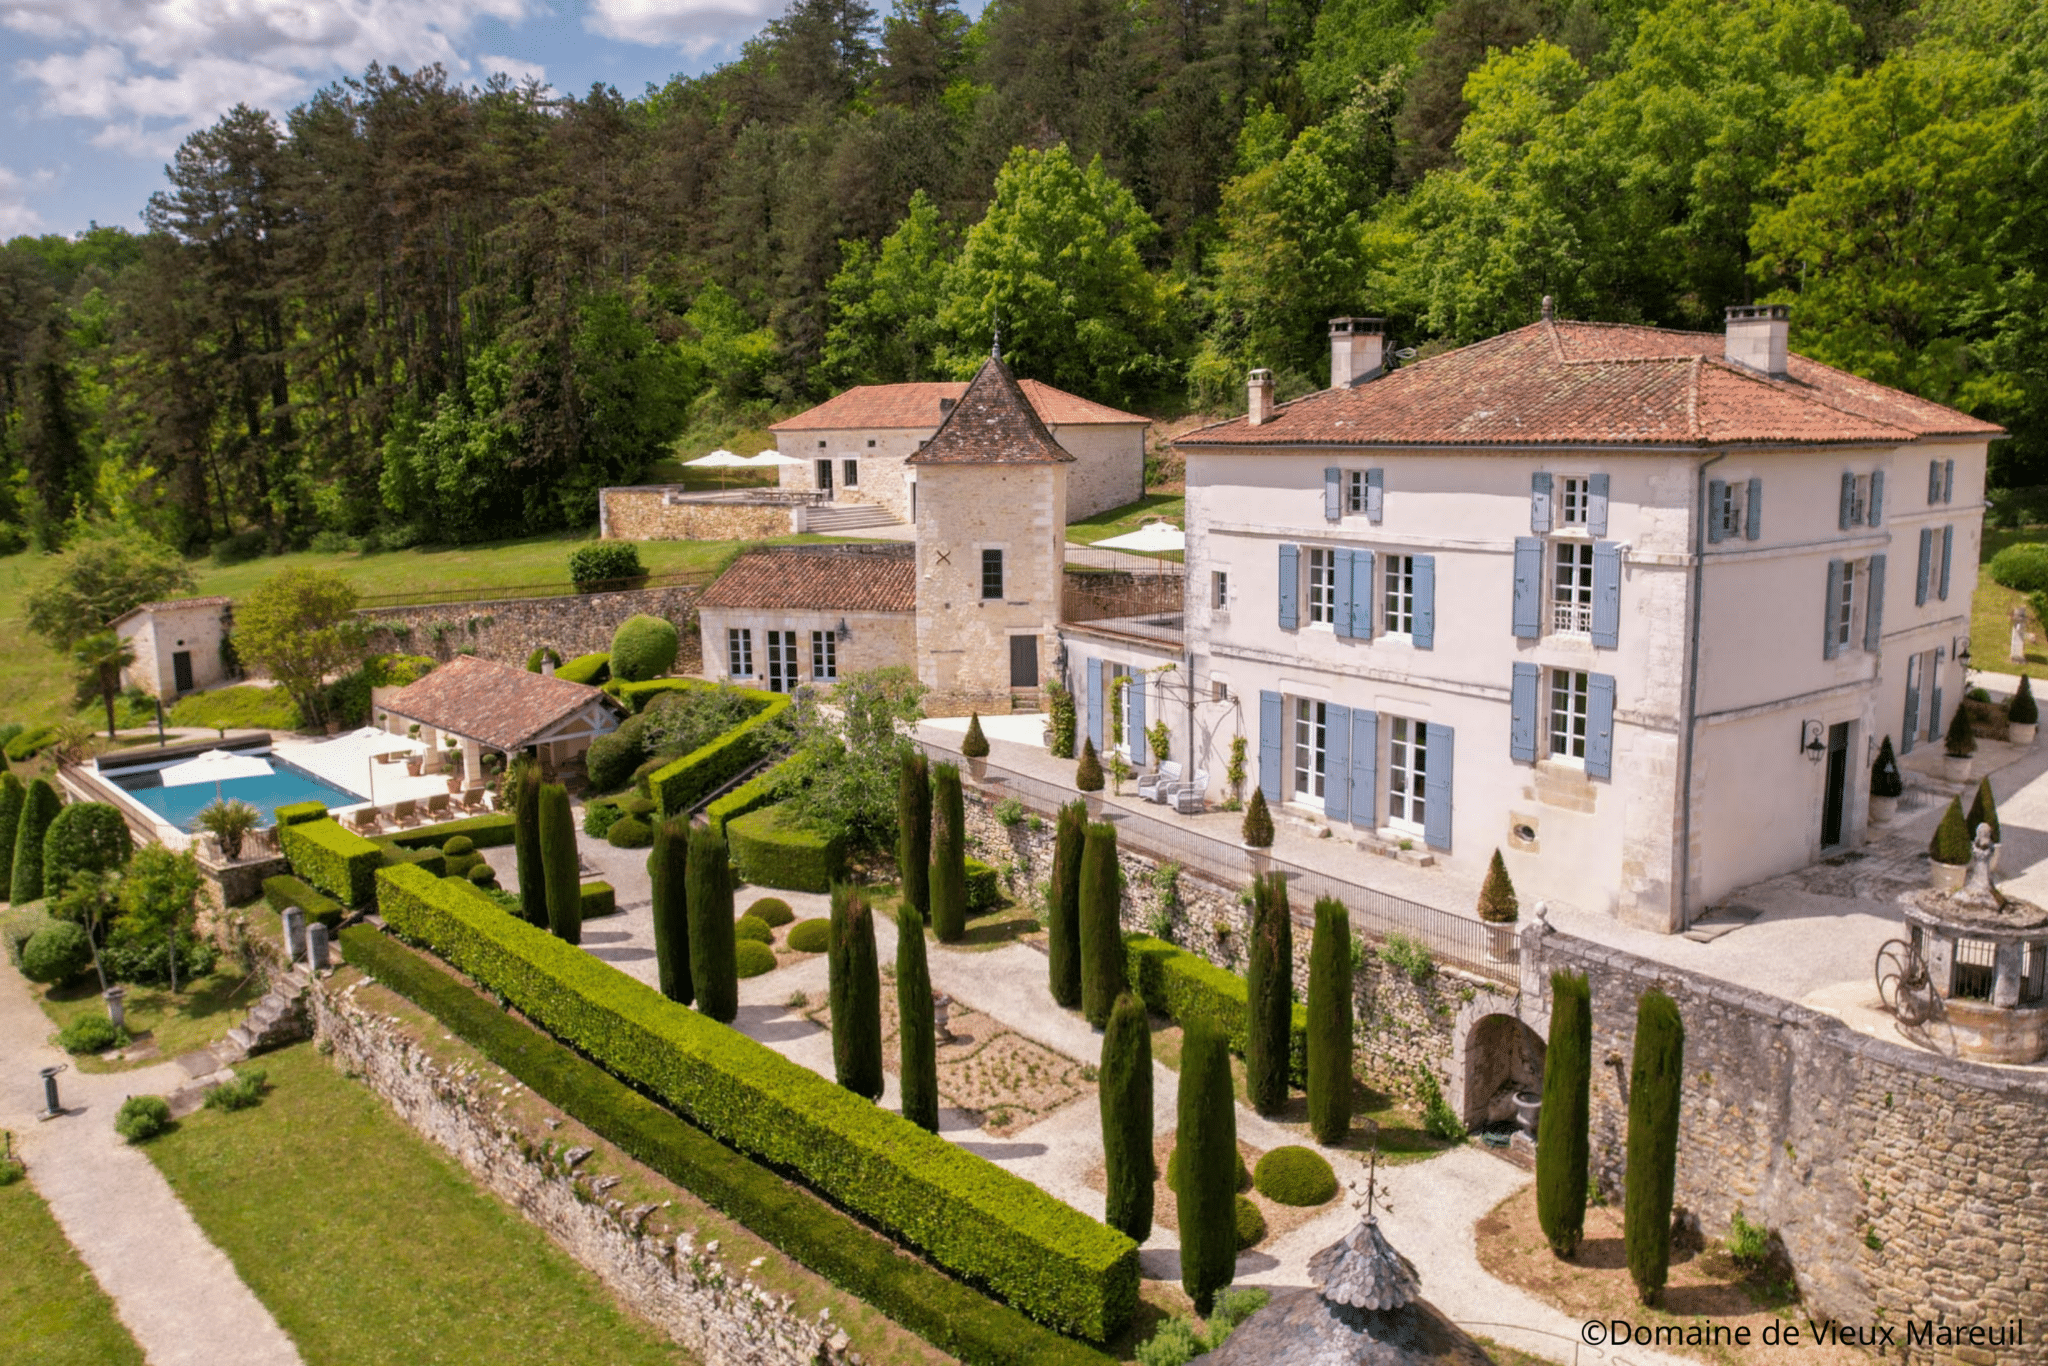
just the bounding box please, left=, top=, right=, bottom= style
left=906, top=353, right=1071, bottom=716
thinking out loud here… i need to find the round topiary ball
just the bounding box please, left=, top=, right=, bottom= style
left=610, top=614, right=680, bottom=683
left=734, top=914, right=773, bottom=944
left=747, top=897, right=794, bottom=927
left=1168, top=1143, right=1251, bottom=1193
left=606, top=816, right=653, bottom=848
left=467, top=862, right=499, bottom=886
left=21, top=921, right=93, bottom=986
left=736, top=939, right=777, bottom=978
left=1253, top=1145, right=1338, bottom=1207
left=1235, top=1193, right=1266, bottom=1250
left=786, top=918, right=830, bottom=954
left=59, top=1014, right=124, bottom=1055
left=443, top=835, right=475, bottom=857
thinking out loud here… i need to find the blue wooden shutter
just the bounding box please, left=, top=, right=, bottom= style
left=1746, top=477, right=1763, bottom=541
left=1823, top=559, right=1846, bottom=660
left=1351, top=709, right=1379, bottom=828
left=1351, top=549, right=1376, bottom=640
left=1530, top=473, right=1553, bottom=532
left=1868, top=469, right=1885, bottom=526
left=1412, top=554, right=1436, bottom=650
left=1513, top=537, right=1543, bottom=639
left=1333, top=548, right=1354, bottom=639
left=1929, top=648, right=1945, bottom=743
left=1510, top=663, right=1540, bottom=762
left=1129, top=674, right=1146, bottom=754
left=1838, top=471, right=1856, bottom=530
left=1087, top=658, right=1104, bottom=751
left=1592, top=542, right=1621, bottom=649
left=1278, top=543, right=1299, bottom=629
left=1903, top=662, right=1920, bottom=756
left=1586, top=673, right=1616, bottom=779
left=1916, top=527, right=1933, bottom=606
left=1422, top=724, right=1454, bottom=851
left=1366, top=468, right=1384, bottom=522
left=1258, top=690, right=1284, bottom=803
left=1929, top=459, right=1942, bottom=504
left=1706, top=479, right=1728, bottom=543
left=1943, top=460, right=1955, bottom=503
left=1325, top=703, right=1352, bottom=823
left=1324, top=467, right=1341, bottom=521
left=1588, top=473, right=1610, bottom=537
left=1939, top=526, right=1954, bottom=600
left=1864, top=553, right=1886, bottom=652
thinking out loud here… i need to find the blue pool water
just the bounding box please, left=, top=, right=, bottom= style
left=109, top=758, right=363, bottom=831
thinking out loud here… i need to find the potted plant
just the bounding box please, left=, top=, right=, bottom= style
left=1109, top=751, right=1132, bottom=796
left=1928, top=797, right=1971, bottom=891
left=1477, top=848, right=1519, bottom=960
left=1942, top=703, right=1976, bottom=781
left=196, top=798, right=261, bottom=863
left=1075, top=737, right=1105, bottom=813
left=2010, top=676, right=2038, bottom=746
left=1869, top=736, right=1904, bottom=825
left=1241, top=788, right=1274, bottom=868
left=961, top=712, right=990, bottom=779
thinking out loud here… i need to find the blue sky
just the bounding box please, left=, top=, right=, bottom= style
left=1, top=0, right=892, bottom=239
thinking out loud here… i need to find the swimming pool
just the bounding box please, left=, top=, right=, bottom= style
left=106, top=758, right=364, bottom=832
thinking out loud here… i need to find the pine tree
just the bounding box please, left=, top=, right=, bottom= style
left=1246, top=871, right=1293, bottom=1115
left=1047, top=799, right=1087, bottom=1007
left=1078, top=820, right=1124, bottom=1027
left=1930, top=796, right=1971, bottom=864
left=0, top=772, right=25, bottom=897
left=1477, top=849, right=1518, bottom=923
left=11, top=778, right=61, bottom=904
left=537, top=782, right=581, bottom=945
left=649, top=817, right=692, bottom=1004
left=1306, top=896, right=1353, bottom=1145
left=1966, top=777, right=2000, bottom=845
left=1075, top=737, right=1104, bottom=792
left=929, top=761, right=967, bottom=942
left=1177, top=1018, right=1238, bottom=1316
left=1241, top=787, right=1273, bottom=847
left=896, top=900, right=938, bottom=1131
left=1537, top=970, right=1592, bottom=1258
left=896, top=750, right=931, bottom=924
left=1624, top=989, right=1684, bottom=1305
left=687, top=825, right=738, bottom=1022
left=1100, top=991, right=1154, bottom=1241
left=514, top=759, right=547, bottom=927
left=829, top=883, right=884, bottom=1100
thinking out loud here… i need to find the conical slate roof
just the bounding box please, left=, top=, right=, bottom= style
left=903, top=355, right=1075, bottom=466
left=1309, top=1215, right=1420, bottom=1312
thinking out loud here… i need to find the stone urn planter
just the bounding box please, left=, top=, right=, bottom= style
left=1929, top=860, right=1968, bottom=892
left=2013, top=722, right=2038, bottom=746
left=1942, top=753, right=1973, bottom=782
left=966, top=755, right=987, bottom=782
left=1486, top=922, right=1519, bottom=962
left=1513, top=1089, right=1542, bottom=1137
left=1869, top=793, right=1899, bottom=825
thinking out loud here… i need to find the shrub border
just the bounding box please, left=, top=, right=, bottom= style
left=278, top=817, right=382, bottom=907
left=647, top=688, right=792, bottom=819
left=1124, top=934, right=1308, bottom=1085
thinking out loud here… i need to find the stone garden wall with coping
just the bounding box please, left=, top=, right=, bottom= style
left=358, top=585, right=704, bottom=672
left=960, top=784, right=1510, bottom=1092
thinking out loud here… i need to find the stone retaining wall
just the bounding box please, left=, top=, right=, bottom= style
left=308, top=972, right=856, bottom=1366
left=602, top=489, right=799, bottom=542
left=359, top=586, right=703, bottom=672
left=1534, top=926, right=2048, bottom=1360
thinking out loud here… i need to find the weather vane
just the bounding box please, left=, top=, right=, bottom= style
left=992, top=317, right=1001, bottom=361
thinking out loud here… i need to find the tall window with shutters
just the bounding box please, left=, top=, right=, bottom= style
left=1558, top=476, right=1590, bottom=527
left=1384, top=555, right=1416, bottom=636
left=1306, top=549, right=1336, bottom=626
left=1549, top=669, right=1590, bottom=760
left=1552, top=542, right=1595, bottom=635
left=726, top=627, right=754, bottom=678
left=1293, top=698, right=1327, bottom=806
left=1833, top=562, right=1856, bottom=650
left=1386, top=717, right=1426, bottom=833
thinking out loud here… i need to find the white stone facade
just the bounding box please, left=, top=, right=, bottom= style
left=114, top=598, right=232, bottom=699
left=697, top=606, right=916, bottom=691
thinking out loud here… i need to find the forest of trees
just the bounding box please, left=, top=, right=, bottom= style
left=0, top=0, right=2042, bottom=556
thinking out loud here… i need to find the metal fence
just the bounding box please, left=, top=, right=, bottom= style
left=924, top=738, right=1518, bottom=984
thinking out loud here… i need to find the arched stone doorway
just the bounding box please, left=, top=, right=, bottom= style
left=1458, top=1012, right=1547, bottom=1129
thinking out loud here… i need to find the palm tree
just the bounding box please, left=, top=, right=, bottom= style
left=72, top=632, right=135, bottom=740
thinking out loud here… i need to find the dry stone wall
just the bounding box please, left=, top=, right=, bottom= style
left=602, top=488, right=802, bottom=541
left=359, top=585, right=703, bottom=672
left=308, top=974, right=857, bottom=1366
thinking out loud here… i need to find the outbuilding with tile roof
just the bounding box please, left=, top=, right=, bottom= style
left=378, top=654, right=622, bottom=778
left=696, top=545, right=919, bottom=692
left=111, top=596, right=237, bottom=699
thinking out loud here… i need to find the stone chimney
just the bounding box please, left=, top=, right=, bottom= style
left=1724, top=304, right=1790, bottom=378
left=938, top=397, right=955, bottom=418
left=1248, top=369, right=1275, bottom=426
left=1329, top=317, right=1386, bottom=389
left=541, top=659, right=556, bottom=677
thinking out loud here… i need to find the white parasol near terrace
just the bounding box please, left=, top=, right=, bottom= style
left=684, top=448, right=756, bottom=489
left=1089, top=520, right=1186, bottom=558
left=157, top=749, right=273, bottom=787
left=748, top=449, right=804, bottom=467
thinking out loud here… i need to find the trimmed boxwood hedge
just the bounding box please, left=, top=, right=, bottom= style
left=555, top=652, right=611, bottom=686
left=728, top=806, right=845, bottom=893
left=614, top=678, right=712, bottom=714
left=1124, top=935, right=1308, bottom=1086
left=262, top=874, right=345, bottom=931
left=580, top=881, right=617, bottom=919
left=965, top=858, right=1003, bottom=913
left=337, top=926, right=1113, bottom=1366
left=706, top=758, right=798, bottom=835
left=374, top=864, right=1136, bottom=1339
left=279, top=816, right=382, bottom=907
left=787, top=919, right=830, bottom=953
left=736, top=940, right=777, bottom=978
left=648, top=690, right=793, bottom=819
left=274, top=801, right=329, bottom=826
left=376, top=813, right=516, bottom=851
left=1252, top=1146, right=1336, bottom=1207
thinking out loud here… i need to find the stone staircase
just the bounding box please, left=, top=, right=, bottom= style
left=218, top=966, right=312, bottom=1064
left=805, top=502, right=902, bottom=533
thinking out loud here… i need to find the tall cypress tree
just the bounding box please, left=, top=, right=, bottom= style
left=1177, top=1018, right=1238, bottom=1315
left=829, top=883, right=885, bottom=1100
left=1245, top=871, right=1293, bottom=1115
left=1100, top=990, right=1154, bottom=1241
left=1624, top=989, right=1685, bottom=1305
left=687, top=825, right=738, bottom=1022
left=929, top=762, right=967, bottom=943
left=0, top=772, right=25, bottom=896
left=896, top=750, right=932, bottom=924
left=1537, top=970, right=1592, bottom=1258
left=537, top=782, right=581, bottom=945
left=513, top=758, right=547, bottom=927
left=1306, top=896, right=1353, bottom=1145
left=649, top=817, right=693, bottom=1004
left=1078, top=820, right=1124, bottom=1027
left=1047, top=799, right=1086, bottom=1007
left=896, top=901, right=939, bottom=1131
left=11, top=778, right=61, bottom=905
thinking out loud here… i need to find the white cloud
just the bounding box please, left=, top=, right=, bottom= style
left=5, top=0, right=531, bottom=154
left=0, top=164, right=53, bottom=234
left=474, top=52, right=549, bottom=88
left=584, top=0, right=778, bottom=54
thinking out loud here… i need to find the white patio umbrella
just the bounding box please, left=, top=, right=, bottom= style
left=1091, top=521, right=1186, bottom=557
left=158, top=749, right=274, bottom=787
left=684, top=448, right=754, bottom=489
left=748, top=449, right=804, bottom=466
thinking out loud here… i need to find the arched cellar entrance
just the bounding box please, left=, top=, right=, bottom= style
left=1459, top=1013, right=1547, bottom=1129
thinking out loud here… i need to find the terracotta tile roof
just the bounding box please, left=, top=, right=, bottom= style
left=771, top=376, right=1146, bottom=432
left=905, top=356, right=1075, bottom=466
left=109, top=596, right=233, bottom=628
left=699, top=544, right=916, bottom=613
left=382, top=655, right=617, bottom=751
left=1179, top=320, right=2005, bottom=449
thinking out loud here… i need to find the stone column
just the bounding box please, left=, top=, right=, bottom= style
left=306, top=922, right=330, bottom=973
left=1993, top=940, right=2023, bottom=1008
left=282, top=906, right=307, bottom=962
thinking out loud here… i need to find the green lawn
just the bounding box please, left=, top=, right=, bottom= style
left=34, top=966, right=258, bottom=1073
left=1065, top=494, right=1187, bottom=551
left=0, top=1174, right=147, bottom=1366
left=147, top=1043, right=688, bottom=1366
left=1974, top=526, right=2047, bottom=678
